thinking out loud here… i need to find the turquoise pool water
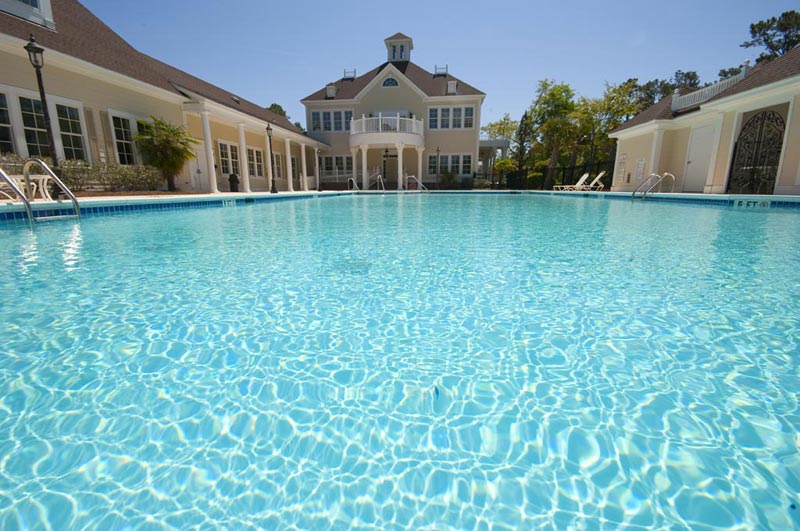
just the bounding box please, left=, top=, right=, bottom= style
left=0, top=194, right=799, bottom=530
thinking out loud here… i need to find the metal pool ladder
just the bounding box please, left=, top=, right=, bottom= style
left=631, top=172, right=675, bottom=200
left=24, top=159, right=80, bottom=220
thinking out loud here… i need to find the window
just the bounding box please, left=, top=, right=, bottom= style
left=344, top=111, right=352, bottom=131
left=427, top=106, right=475, bottom=130
left=56, top=104, right=85, bottom=160
left=311, top=112, right=321, bottom=131
left=333, top=111, right=343, bottom=131
left=272, top=153, right=283, bottom=179
left=111, top=115, right=136, bottom=164
left=19, top=96, right=50, bottom=157
left=247, top=148, right=264, bottom=177
left=392, top=45, right=396, bottom=60
left=452, top=107, right=462, bottom=129
left=450, top=155, right=460, bottom=174
left=0, top=94, right=14, bottom=154
left=314, top=109, right=352, bottom=132
left=291, top=156, right=298, bottom=179
left=17, top=0, right=40, bottom=7
left=440, top=108, right=450, bottom=129
left=323, top=111, right=332, bottom=131
left=464, top=107, right=474, bottom=128
left=218, top=141, right=239, bottom=175
left=383, top=78, right=398, bottom=87
left=2, top=0, right=54, bottom=28
left=429, top=108, right=438, bottom=129
left=428, top=155, right=437, bottom=175
left=320, top=156, right=353, bottom=176
left=428, top=153, right=473, bottom=175
left=462, top=155, right=472, bottom=175
left=400, top=45, right=405, bottom=59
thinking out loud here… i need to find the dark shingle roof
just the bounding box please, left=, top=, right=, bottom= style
left=709, top=45, right=800, bottom=102
left=613, top=45, right=800, bottom=134
left=0, top=0, right=301, bottom=133
left=302, top=61, right=485, bottom=101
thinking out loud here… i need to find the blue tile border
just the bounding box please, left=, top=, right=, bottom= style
left=0, top=192, right=353, bottom=223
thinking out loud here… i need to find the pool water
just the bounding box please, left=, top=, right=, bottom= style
left=0, top=194, right=799, bottom=530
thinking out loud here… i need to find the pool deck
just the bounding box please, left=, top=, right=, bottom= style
left=1, top=189, right=799, bottom=222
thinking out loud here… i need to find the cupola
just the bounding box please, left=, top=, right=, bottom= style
left=384, top=33, right=413, bottom=62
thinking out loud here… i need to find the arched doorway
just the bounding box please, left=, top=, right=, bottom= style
left=727, top=110, right=785, bottom=194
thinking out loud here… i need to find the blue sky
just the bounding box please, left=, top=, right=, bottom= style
left=82, top=0, right=798, bottom=128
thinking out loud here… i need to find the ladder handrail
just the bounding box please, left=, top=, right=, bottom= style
left=632, top=173, right=661, bottom=199
left=371, top=174, right=385, bottom=191
left=405, top=174, right=428, bottom=191
left=0, top=166, right=34, bottom=220
left=347, top=177, right=360, bottom=191
left=643, top=172, right=675, bottom=198
left=23, top=159, right=80, bottom=218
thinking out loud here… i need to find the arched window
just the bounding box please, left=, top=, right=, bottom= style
left=382, top=78, right=399, bottom=87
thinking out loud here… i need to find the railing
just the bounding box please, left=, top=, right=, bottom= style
left=347, top=177, right=359, bottom=191
left=320, top=169, right=354, bottom=182
left=632, top=172, right=675, bottom=200
left=351, top=115, right=424, bottom=136
left=405, top=174, right=428, bottom=191
left=0, top=165, right=33, bottom=221
left=370, top=174, right=385, bottom=191
left=671, top=67, right=749, bottom=111
left=24, top=159, right=80, bottom=218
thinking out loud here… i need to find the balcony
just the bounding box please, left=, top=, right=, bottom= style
left=350, top=115, right=425, bottom=148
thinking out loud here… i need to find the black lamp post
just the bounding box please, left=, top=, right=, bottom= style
left=435, top=146, right=440, bottom=190
left=267, top=124, right=277, bottom=194
left=383, top=148, right=389, bottom=182
left=24, top=34, right=60, bottom=192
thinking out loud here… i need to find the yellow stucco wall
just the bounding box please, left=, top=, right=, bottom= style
left=611, top=132, right=653, bottom=191
left=775, top=97, right=800, bottom=193
left=660, top=128, right=690, bottom=191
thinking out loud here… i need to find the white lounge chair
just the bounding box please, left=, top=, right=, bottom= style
left=576, top=171, right=606, bottom=191
left=554, top=172, right=589, bottom=191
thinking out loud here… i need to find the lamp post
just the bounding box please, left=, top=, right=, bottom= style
left=383, top=148, right=389, bottom=183
left=267, top=124, right=277, bottom=194
left=24, top=34, right=60, bottom=195
left=435, top=146, right=440, bottom=190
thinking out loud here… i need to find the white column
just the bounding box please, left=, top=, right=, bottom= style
left=649, top=128, right=664, bottom=177
left=396, top=143, right=404, bottom=190
left=201, top=111, right=218, bottom=193
left=361, top=145, right=368, bottom=190
left=314, top=147, right=321, bottom=191
left=416, top=147, right=425, bottom=187
left=300, top=144, right=309, bottom=191
left=238, top=123, right=251, bottom=192
left=351, top=147, right=357, bottom=186
left=264, top=130, right=273, bottom=191
left=284, top=138, right=294, bottom=192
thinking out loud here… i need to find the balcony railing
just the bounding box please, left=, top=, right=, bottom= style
left=671, top=65, right=750, bottom=112
left=351, top=115, right=424, bottom=136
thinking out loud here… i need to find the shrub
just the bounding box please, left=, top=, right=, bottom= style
left=59, top=159, right=92, bottom=192
left=93, top=163, right=162, bottom=192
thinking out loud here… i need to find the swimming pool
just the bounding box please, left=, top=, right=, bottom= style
left=0, top=194, right=798, bottom=529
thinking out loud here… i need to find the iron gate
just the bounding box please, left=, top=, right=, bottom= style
left=727, top=110, right=785, bottom=194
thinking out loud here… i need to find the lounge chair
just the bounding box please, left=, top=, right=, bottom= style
left=576, top=171, right=606, bottom=191
left=554, top=173, right=589, bottom=191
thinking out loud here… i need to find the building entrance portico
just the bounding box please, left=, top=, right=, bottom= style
left=352, top=143, right=425, bottom=190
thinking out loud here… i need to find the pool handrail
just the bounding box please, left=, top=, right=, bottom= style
left=0, top=165, right=33, bottom=220
left=24, top=158, right=80, bottom=218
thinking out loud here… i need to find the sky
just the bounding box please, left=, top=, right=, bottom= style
left=81, top=0, right=798, bottom=128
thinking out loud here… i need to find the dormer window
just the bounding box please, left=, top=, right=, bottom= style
left=326, top=84, right=337, bottom=98
left=447, top=80, right=458, bottom=95
left=382, top=78, right=398, bottom=88
left=384, top=33, right=413, bottom=62
left=0, top=0, right=55, bottom=28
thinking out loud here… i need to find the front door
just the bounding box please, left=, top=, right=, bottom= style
left=727, top=110, right=786, bottom=194
left=683, top=124, right=715, bottom=192
left=188, top=140, right=210, bottom=191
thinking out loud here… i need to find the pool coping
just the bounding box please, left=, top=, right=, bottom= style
left=1, top=189, right=799, bottom=223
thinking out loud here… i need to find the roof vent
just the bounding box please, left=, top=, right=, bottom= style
left=343, top=68, right=356, bottom=80
left=447, top=80, right=458, bottom=95
left=326, top=84, right=337, bottom=98
left=434, top=65, right=448, bottom=77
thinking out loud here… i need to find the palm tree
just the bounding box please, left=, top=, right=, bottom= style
left=134, top=116, right=198, bottom=191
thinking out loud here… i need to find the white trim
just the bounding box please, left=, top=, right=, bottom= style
left=649, top=128, right=664, bottom=178
left=107, top=109, right=146, bottom=165
left=713, top=111, right=743, bottom=194
left=0, top=0, right=55, bottom=29
left=704, top=112, right=725, bottom=191
left=0, top=82, right=91, bottom=163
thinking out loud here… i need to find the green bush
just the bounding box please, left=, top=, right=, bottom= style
left=59, top=159, right=92, bottom=192
left=92, top=163, right=162, bottom=192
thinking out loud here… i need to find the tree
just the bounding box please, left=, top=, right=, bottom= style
left=513, top=110, right=535, bottom=185
left=135, top=117, right=199, bottom=191
left=293, top=121, right=305, bottom=133
left=481, top=113, right=518, bottom=140
left=719, top=65, right=744, bottom=79
left=268, top=103, right=288, bottom=117
left=742, top=10, right=800, bottom=63
left=528, top=80, right=576, bottom=190
left=493, top=158, right=516, bottom=187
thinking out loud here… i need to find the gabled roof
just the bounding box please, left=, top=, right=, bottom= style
left=0, top=0, right=301, bottom=133
left=303, top=61, right=485, bottom=102
left=384, top=33, right=412, bottom=41
left=613, top=45, right=800, bottom=134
